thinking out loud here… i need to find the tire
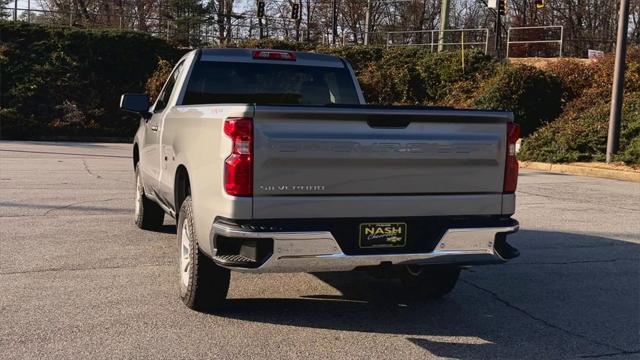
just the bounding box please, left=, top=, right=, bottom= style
left=178, top=196, right=230, bottom=311
left=134, top=164, right=164, bottom=230
left=398, top=265, right=461, bottom=299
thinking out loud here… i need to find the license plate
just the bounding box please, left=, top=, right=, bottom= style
left=359, top=223, right=407, bottom=248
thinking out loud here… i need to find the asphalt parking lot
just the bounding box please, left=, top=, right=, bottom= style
left=1, top=141, right=638, bottom=359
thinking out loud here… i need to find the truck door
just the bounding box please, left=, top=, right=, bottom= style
left=140, top=61, right=184, bottom=198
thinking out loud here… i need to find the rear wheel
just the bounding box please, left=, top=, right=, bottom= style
left=178, top=196, right=230, bottom=311
left=398, top=265, right=461, bottom=299
left=134, top=164, right=164, bottom=229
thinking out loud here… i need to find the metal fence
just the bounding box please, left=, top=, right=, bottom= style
left=506, top=25, right=564, bottom=58
left=380, top=28, right=490, bottom=54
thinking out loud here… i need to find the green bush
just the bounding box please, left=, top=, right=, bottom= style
left=519, top=92, right=640, bottom=164
left=145, top=59, right=175, bottom=102
left=544, top=59, right=596, bottom=104
left=618, top=137, right=640, bottom=164
left=320, top=45, right=385, bottom=72
left=612, top=91, right=640, bottom=164
left=473, top=65, right=564, bottom=137
left=0, top=21, right=180, bottom=139
left=518, top=48, right=640, bottom=165
left=357, top=48, right=496, bottom=105
left=357, top=47, right=430, bottom=104
left=417, top=50, right=497, bottom=104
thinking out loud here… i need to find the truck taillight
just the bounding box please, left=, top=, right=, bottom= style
left=223, top=117, right=253, bottom=196
left=504, top=122, right=520, bottom=193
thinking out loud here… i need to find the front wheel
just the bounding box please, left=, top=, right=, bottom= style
left=397, top=265, right=461, bottom=299
left=178, top=196, right=230, bottom=311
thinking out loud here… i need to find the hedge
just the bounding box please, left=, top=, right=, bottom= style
left=519, top=93, right=640, bottom=164
left=472, top=65, right=564, bottom=137
left=0, top=21, right=180, bottom=139
left=519, top=49, right=640, bottom=165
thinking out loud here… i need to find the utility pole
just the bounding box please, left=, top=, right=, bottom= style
left=305, top=0, right=311, bottom=42
left=257, top=0, right=265, bottom=39
left=606, top=0, right=631, bottom=163
left=438, top=0, right=450, bottom=52
left=299, top=1, right=303, bottom=41
left=69, top=0, right=73, bottom=26
left=494, top=7, right=501, bottom=59
left=494, top=0, right=506, bottom=60
left=332, top=0, right=338, bottom=45
left=364, top=0, right=371, bottom=45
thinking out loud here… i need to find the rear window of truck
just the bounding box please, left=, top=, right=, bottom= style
left=182, top=61, right=360, bottom=106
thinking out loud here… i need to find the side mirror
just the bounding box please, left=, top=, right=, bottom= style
left=120, top=93, right=151, bottom=119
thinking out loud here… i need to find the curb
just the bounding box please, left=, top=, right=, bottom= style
left=519, top=161, right=640, bottom=183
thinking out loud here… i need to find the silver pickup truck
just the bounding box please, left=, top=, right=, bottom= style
left=120, top=48, right=520, bottom=311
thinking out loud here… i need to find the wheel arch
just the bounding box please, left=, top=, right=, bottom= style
left=174, top=165, right=191, bottom=217
left=133, top=143, right=140, bottom=170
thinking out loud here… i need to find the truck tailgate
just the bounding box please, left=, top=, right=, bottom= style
left=252, top=105, right=511, bottom=217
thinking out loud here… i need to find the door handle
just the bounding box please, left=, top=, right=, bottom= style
left=151, top=125, right=158, bottom=131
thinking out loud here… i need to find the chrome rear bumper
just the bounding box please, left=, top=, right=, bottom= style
left=209, top=221, right=519, bottom=273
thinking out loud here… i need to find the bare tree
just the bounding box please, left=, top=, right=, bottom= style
left=26, top=0, right=640, bottom=54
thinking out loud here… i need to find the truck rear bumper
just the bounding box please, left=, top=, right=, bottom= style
left=209, top=220, right=519, bottom=273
